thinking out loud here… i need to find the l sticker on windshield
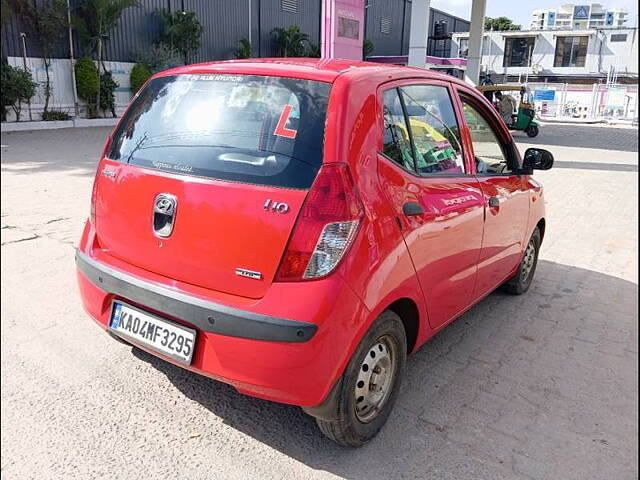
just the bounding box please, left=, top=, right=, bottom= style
left=274, top=105, right=298, bottom=139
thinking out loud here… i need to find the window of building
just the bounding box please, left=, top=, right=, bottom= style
left=338, top=17, right=359, bottom=39
left=503, top=37, right=536, bottom=67
left=610, top=34, right=627, bottom=42
left=380, top=18, right=391, bottom=34
left=458, top=38, right=469, bottom=58
left=281, top=0, right=298, bottom=13
left=554, top=36, right=589, bottom=67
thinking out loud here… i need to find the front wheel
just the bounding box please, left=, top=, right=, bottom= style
left=526, top=124, right=539, bottom=137
left=501, top=227, right=541, bottom=295
left=316, top=310, right=407, bottom=447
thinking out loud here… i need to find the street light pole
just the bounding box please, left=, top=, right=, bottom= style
left=67, top=0, right=79, bottom=118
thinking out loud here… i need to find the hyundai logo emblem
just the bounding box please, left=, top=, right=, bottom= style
left=154, top=195, right=176, bottom=215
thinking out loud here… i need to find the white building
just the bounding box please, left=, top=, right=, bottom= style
left=530, top=4, right=628, bottom=31
left=451, top=28, right=638, bottom=119
left=452, top=28, right=638, bottom=83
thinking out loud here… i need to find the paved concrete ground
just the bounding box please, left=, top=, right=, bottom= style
left=1, top=125, right=637, bottom=480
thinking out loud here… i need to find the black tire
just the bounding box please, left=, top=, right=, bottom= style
left=316, top=310, right=407, bottom=447
left=501, top=227, right=541, bottom=295
left=526, top=125, right=539, bottom=137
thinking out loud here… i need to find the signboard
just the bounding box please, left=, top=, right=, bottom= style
left=606, top=88, right=626, bottom=109
left=573, top=5, right=590, bottom=20
left=338, top=17, right=359, bottom=39
left=534, top=89, right=556, bottom=101
left=606, top=12, right=614, bottom=26
left=321, top=0, right=364, bottom=59
left=547, top=11, right=556, bottom=26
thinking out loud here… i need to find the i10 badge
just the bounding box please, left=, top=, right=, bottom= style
left=263, top=199, right=290, bottom=214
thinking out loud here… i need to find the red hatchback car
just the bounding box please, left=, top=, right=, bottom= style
left=76, top=58, right=553, bottom=446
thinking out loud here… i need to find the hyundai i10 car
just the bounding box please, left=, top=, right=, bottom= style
left=76, top=58, right=553, bottom=446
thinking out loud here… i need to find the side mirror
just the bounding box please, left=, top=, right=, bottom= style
left=523, top=148, right=554, bottom=171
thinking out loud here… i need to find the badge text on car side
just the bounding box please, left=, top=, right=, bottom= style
left=263, top=199, right=290, bottom=214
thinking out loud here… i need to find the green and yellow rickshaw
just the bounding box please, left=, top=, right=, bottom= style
left=477, top=84, right=540, bottom=138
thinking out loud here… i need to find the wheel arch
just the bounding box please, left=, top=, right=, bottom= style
left=384, top=297, right=420, bottom=354
left=536, top=217, right=546, bottom=244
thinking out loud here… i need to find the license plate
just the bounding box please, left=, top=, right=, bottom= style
left=110, top=301, right=196, bottom=365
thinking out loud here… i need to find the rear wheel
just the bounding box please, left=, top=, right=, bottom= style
left=316, top=310, right=407, bottom=447
left=526, top=124, right=539, bottom=137
left=501, top=227, right=541, bottom=295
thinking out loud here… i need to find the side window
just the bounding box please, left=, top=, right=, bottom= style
left=462, top=100, right=512, bottom=175
left=382, top=89, right=415, bottom=172
left=399, top=85, right=465, bottom=175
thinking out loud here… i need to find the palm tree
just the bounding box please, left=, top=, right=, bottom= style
left=73, top=0, right=138, bottom=114
left=271, top=26, right=309, bottom=57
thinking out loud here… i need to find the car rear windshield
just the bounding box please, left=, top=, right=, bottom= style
left=107, top=74, right=331, bottom=189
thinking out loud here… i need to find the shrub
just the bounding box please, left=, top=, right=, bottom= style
left=235, top=38, right=252, bottom=59
left=271, top=26, right=309, bottom=57
left=306, top=42, right=321, bottom=58
left=134, top=44, right=181, bottom=73
left=0, top=64, right=37, bottom=122
left=363, top=38, right=374, bottom=59
left=130, top=63, right=151, bottom=94
left=100, top=71, right=118, bottom=117
left=75, top=57, right=99, bottom=117
left=41, top=109, right=71, bottom=121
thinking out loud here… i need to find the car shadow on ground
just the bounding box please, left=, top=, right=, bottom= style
left=132, top=259, right=638, bottom=479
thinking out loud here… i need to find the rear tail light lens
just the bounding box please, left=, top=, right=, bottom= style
left=276, top=163, right=364, bottom=281
left=89, top=177, right=97, bottom=225
left=90, top=136, right=112, bottom=225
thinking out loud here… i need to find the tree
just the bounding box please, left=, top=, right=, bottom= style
left=235, top=38, right=252, bottom=59
left=363, top=38, right=374, bottom=59
left=271, top=26, right=308, bottom=57
left=129, top=62, right=151, bottom=93
left=74, top=56, right=99, bottom=117
left=157, top=9, right=202, bottom=65
left=10, top=0, right=67, bottom=116
left=73, top=0, right=138, bottom=116
left=1, top=64, right=37, bottom=121
left=99, top=70, right=118, bottom=117
left=484, top=16, right=521, bottom=31
left=306, top=42, right=320, bottom=58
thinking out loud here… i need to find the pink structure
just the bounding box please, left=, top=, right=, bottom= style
left=321, top=0, right=365, bottom=60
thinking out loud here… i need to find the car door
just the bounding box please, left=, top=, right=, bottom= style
left=455, top=89, right=530, bottom=300
left=377, top=80, right=485, bottom=330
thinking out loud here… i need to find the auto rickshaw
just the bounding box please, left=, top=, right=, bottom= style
left=477, top=84, right=540, bottom=137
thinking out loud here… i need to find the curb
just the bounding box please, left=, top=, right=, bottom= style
left=1, top=117, right=119, bottom=133
left=538, top=117, right=604, bottom=125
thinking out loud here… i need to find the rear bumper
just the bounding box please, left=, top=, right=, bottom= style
left=75, top=225, right=369, bottom=407
left=76, top=250, right=317, bottom=343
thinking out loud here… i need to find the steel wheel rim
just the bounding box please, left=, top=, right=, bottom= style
left=354, top=335, right=397, bottom=423
left=521, top=239, right=536, bottom=281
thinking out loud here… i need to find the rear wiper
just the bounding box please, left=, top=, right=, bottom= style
left=125, top=132, right=149, bottom=164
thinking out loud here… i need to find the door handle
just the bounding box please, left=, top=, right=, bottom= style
left=488, top=196, right=500, bottom=208
left=403, top=202, right=424, bottom=216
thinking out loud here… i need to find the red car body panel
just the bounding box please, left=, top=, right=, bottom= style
left=76, top=58, right=546, bottom=408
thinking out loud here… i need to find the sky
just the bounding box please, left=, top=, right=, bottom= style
left=430, top=0, right=639, bottom=28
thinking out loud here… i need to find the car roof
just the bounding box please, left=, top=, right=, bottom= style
left=155, top=57, right=467, bottom=87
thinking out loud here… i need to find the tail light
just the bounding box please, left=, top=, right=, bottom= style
left=276, top=163, right=364, bottom=281
left=90, top=136, right=112, bottom=225
left=89, top=176, right=98, bottom=225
